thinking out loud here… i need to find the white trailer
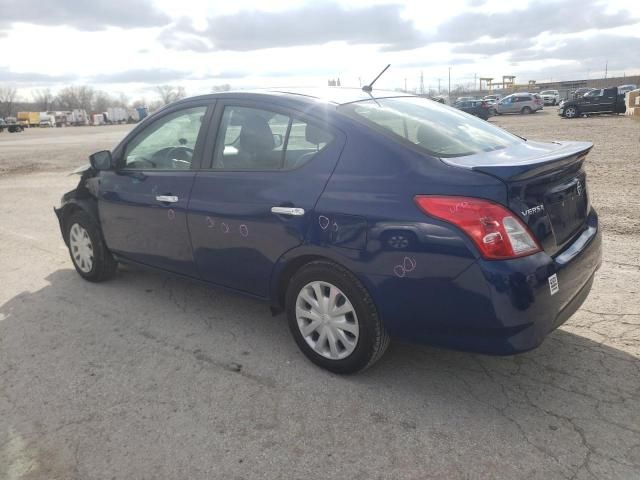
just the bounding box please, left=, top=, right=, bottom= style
left=105, top=107, right=127, bottom=124
left=70, top=109, right=89, bottom=126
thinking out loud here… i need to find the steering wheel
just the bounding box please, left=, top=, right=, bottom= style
left=164, top=146, right=194, bottom=168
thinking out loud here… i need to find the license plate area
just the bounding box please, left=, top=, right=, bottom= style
left=545, top=175, right=588, bottom=245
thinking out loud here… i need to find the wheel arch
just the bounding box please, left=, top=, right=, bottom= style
left=55, top=197, right=100, bottom=245
left=269, top=249, right=375, bottom=314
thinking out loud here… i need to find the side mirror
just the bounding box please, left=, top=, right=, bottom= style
left=272, top=133, right=283, bottom=148
left=89, top=150, right=113, bottom=170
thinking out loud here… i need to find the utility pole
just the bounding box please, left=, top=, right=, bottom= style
left=404, top=78, right=407, bottom=92
left=604, top=60, right=608, bottom=79
left=438, top=78, right=441, bottom=93
left=474, top=73, right=477, bottom=91
left=448, top=67, right=451, bottom=98
left=420, top=71, right=425, bottom=95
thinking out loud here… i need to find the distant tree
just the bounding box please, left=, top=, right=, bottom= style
left=155, top=85, right=186, bottom=105
left=116, top=93, right=129, bottom=108
left=93, top=90, right=114, bottom=113
left=212, top=84, right=231, bottom=92
left=33, top=88, right=54, bottom=111
left=56, top=85, right=95, bottom=112
left=131, top=98, right=147, bottom=108
left=0, top=86, right=19, bottom=117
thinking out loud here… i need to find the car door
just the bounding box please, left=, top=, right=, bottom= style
left=187, top=101, right=345, bottom=297
left=582, top=89, right=600, bottom=111
left=500, top=96, right=515, bottom=113
left=601, top=88, right=617, bottom=112
left=99, top=101, right=213, bottom=276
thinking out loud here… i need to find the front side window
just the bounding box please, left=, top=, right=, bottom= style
left=124, top=106, right=206, bottom=170
left=212, top=106, right=333, bottom=170
left=340, top=96, right=521, bottom=158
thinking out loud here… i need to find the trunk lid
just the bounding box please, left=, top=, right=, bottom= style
left=442, top=140, right=593, bottom=256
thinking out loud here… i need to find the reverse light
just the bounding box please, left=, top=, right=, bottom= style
left=414, top=196, right=541, bottom=260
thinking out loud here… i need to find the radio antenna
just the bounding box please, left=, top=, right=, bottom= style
left=362, top=64, right=391, bottom=93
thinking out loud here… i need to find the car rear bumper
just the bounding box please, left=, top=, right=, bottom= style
left=368, top=210, right=602, bottom=355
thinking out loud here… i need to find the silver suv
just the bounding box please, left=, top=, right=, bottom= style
left=494, top=93, right=543, bottom=114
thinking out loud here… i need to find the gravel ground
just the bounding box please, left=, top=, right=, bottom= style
left=0, top=111, right=639, bottom=480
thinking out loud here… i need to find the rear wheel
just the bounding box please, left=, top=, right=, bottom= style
left=286, top=260, right=390, bottom=374
left=521, top=106, right=532, bottom=114
left=564, top=106, right=578, bottom=118
left=65, top=211, right=117, bottom=282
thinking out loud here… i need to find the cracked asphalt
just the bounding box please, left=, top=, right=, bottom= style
left=1, top=113, right=639, bottom=479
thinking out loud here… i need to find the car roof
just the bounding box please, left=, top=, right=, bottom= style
left=174, top=87, right=416, bottom=108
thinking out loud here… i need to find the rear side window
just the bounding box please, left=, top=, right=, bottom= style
left=212, top=106, right=333, bottom=171
left=340, top=97, right=520, bottom=158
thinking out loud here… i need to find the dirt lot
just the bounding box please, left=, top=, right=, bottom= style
left=1, top=112, right=639, bottom=479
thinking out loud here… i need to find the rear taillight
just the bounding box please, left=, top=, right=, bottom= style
left=414, top=196, right=541, bottom=260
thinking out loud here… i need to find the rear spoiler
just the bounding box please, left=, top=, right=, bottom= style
left=442, top=141, right=593, bottom=182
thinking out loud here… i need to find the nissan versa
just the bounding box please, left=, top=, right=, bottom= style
left=55, top=88, right=602, bottom=373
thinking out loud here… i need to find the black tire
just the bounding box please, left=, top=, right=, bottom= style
left=285, top=260, right=390, bottom=374
left=65, top=210, right=117, bottom=282
left=564, top=106, right=579, bottom=119
left=521, top=106, right=532, bottom=114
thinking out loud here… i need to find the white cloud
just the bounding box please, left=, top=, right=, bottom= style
left=0, top=0, right=638, bottom=99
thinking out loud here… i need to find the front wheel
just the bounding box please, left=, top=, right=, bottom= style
left=564, top=106, right=578, bottom=118
left=65, top=211, right=117, bottom=282
left=286, top=260, right=390, bottom=374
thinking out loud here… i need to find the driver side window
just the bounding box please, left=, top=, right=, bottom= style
left=124, top=106, right=207, bottom=170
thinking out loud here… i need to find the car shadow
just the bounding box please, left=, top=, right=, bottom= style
left=1, top=267, right=639, bottom=478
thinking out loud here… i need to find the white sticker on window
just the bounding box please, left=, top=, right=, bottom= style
left=548, top=274, right=559, bottom=295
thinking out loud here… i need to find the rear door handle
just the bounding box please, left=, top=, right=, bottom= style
left=156, top=195, right=179, bottom=203
left=271, top=206, right=305, bottom=216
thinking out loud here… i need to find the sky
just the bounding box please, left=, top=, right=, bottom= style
left=0, top=0, right=639, bottom=101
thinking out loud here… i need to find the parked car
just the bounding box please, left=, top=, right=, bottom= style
left=617, top=84, right=637, bottom=96
left=483, top=94, right=502, bottom=102
left=540, top=90, right=560, bottom=105
left=571, top=88, right=595, bottom=100
left=453, top=99, right=493, bottom=120
left=559, top=87, right=626, bottom=118
left=494, top=93, right=543, bottom=114
left=1, top=117, right=24, bottom=133
left=55, top=88, right=601, bottom=373
left=430, top=95, right=448, bottom=104
left=454, top=96, right=476, bottom=103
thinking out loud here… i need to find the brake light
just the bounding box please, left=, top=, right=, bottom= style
left=414, top=196, right=541, bottom=260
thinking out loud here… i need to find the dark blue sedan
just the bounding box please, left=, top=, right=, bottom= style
left=55, top=88, right=602, bottom=373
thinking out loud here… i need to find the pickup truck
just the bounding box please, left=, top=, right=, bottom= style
left=0, top=117, right=25, bottom=133
left=559, top=87, right=626, bottom=118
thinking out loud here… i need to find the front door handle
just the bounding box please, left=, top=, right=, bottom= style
left=156, top=195, right=179, bottom=203
left=271, top=206, right=305, bottom=216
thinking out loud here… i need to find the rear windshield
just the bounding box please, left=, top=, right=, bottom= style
left=339, top=96, right=521, bottom=158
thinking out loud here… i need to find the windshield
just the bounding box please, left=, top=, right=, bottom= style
left=340, top=97, right=521, bottom=158
left=541, top=91, right=556, bottom=95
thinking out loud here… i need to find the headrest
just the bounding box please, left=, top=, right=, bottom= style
left=305, top=123, right=332, bottom=145
left=238, top=115, right=274, bottom=154
left=416, top=124, right=435, bottom=145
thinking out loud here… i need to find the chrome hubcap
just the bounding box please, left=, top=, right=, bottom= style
left=69, top=223, right=93, bottom=273
left=566, top=107, right=576, bottom=118
left=295, top=281, right=359, bottom=360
